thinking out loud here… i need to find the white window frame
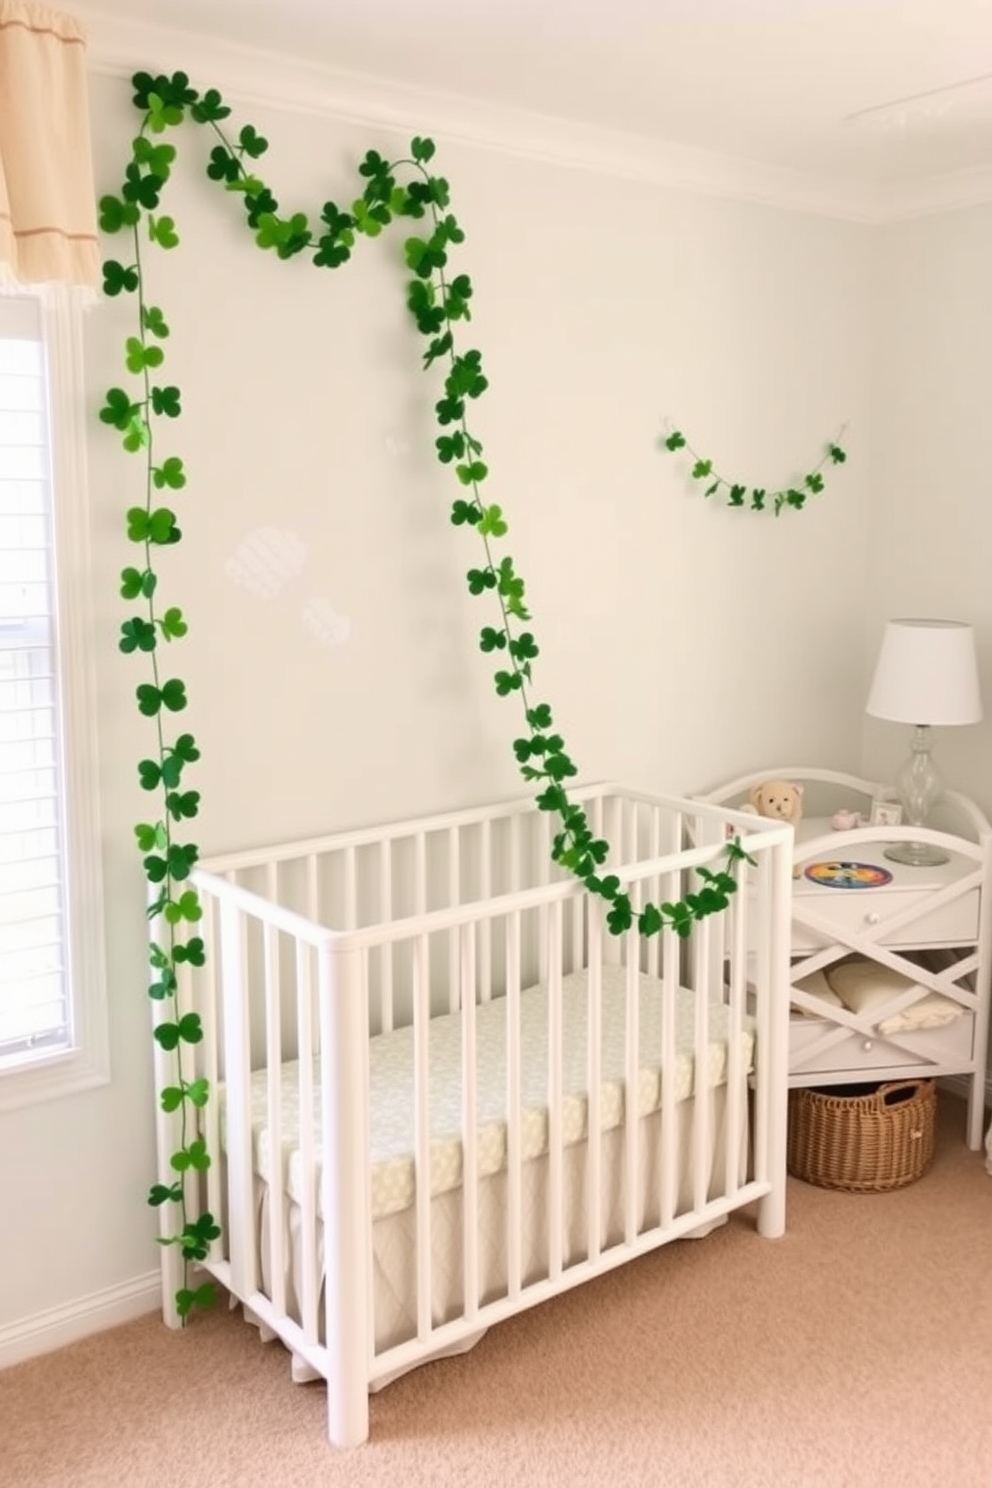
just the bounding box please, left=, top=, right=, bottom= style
left=0, top=290, right=109, bottom=1111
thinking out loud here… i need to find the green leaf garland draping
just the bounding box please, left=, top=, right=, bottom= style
left=100, top=70, right=834, bottom=1316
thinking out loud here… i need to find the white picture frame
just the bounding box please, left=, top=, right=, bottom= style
left=870, top=798, right=903, bottom=828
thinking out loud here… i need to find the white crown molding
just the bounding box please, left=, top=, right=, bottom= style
left=75, top=7, right=897, bottom=224
left=0, top=1270, right=160, bottom=1370
left=76, top=7, right=992, bottom=224
left=873, top=163, right=992, bottom=223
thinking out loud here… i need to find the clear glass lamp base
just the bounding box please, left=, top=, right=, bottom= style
left=883, top=839, right=950, bottom=868
left=883, top=725, right=950, bottom=867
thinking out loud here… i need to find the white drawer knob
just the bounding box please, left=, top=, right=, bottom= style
left=864, top=912, right=881, bottom=926
left=862, top=1039, right=873, bottom=1052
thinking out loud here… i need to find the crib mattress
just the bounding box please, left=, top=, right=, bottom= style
left=228, top=965, right=754, bottom=1222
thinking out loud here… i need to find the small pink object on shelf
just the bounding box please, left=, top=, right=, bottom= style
left=831, top=809, right=864, bottom=831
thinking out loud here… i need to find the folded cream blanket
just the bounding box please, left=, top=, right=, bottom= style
left=798, top=957, right=963, bottom=1035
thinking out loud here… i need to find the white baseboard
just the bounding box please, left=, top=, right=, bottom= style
left=0, top=1271, right=160, bottom=1371
left=938, top=1072, right=992, bottom=1109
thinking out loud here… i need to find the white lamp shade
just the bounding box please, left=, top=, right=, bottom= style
left=866, top=618, right=984, bottom=726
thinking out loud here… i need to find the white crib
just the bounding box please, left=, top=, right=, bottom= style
left=153, top=782, right=793, bottom=1447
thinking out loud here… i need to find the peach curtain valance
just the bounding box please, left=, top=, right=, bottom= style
left=0, top=1, right=99, bottom=288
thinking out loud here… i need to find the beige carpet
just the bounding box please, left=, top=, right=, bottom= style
left=3, top=1094, right=991, bottom=1488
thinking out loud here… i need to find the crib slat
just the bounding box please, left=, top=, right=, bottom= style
left=570, top=884, right=584, bottom=976
left=379, top=840, right=393, bottom=1033
left=546, top=900, right=564, bottom=1283
left=752, top=842, right=791, bottom=1238
left=319, top=942, right=371, bottom=1448
left=414, top=831, right=427, bottom=917
left=645, top=808, right=662, bottom=979
left=585, top=919, right=603, bottom=1264
left=723, top=868, right=747, bottom=1197
left=305, top=857, right=320, bottom=1061
left=295, top=939, right=319, bottom=1343
left=508, top=813, right=520, bottom=895
left=537, top=810, right=551, bottom=984
left=504, top=912, right=523, bottom=1299
left=658, top=917, right=679, bottom=1229
left=263, top=915, right=287, bottom=1321
left=220, top=902, right=256, bottom=1301
left=623, top=927, right=640, bottom=1245
left=460, top=923, right=480, bottom=1320
left=478, top=820, right=492, bottom=1003
left=448, top=827, right=460, bottom=1016
left=750, top=848, right=772, bottom=1193
left=344, top=844, right=357, bottom=930
left=413, top=934, right=432, bottom=1340
left=197, top=892, right=222, bottom=1269
left=304, top=853, right=319, bottom=922
left=691, top=910, right=713, bottom=1215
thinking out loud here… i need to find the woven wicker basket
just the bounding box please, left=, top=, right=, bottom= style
left=787, top=1079, right=936, bottom=1192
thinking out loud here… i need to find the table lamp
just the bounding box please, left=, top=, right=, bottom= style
left=865, top=618, right=983, bottom=866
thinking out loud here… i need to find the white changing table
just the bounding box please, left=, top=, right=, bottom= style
left=697, top=767, right=992, bottom=1151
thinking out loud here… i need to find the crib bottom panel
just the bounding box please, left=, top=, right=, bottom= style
left=249, top=1079, right=745, bottom=1388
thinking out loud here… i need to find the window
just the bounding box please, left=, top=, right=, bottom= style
left=0, top=292, right=107, bottom=1109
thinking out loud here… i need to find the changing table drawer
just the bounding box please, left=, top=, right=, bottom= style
left=788, top=1013, right=976, bottom=1076
left=791, top=887, right=980, bottom=952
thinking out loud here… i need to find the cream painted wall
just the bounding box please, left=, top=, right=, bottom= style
left=862, top=204, right=992, bottom=817
left=862, top=205, right=992, bottom=1089
left=0, top=65, right=873, bottom=1333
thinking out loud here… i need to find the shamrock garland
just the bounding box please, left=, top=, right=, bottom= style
left=662, top=427, right=848, bottom=514
left=100, top=69, right=785, bottom=1318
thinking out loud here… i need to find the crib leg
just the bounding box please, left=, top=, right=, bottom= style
left=756, top=1183, right=786, bottom=1239
left=756, top=1083, right=788, bottom=1239
left=159, top=1239, right=183, bottom=1330
left=327, top=1374, right=369, bottom=1449
left=322, top=946, right=371, bottom=1448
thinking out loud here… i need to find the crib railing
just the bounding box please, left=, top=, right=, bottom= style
left=152, top=783, right=792, bottom=1447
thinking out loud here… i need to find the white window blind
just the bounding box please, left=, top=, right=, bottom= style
left=0, top=297, right=71, bottom=1064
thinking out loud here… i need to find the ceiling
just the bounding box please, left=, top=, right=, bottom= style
left=79, top=0, right=992, bottom=217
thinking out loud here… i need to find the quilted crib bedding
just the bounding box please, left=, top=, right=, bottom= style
left=219, top=963, right=758, bottom=1366
left=229, top=963, right=756, bottom=1222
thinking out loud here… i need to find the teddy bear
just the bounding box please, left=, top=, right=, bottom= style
left=748, top=779, right=804, bottom=875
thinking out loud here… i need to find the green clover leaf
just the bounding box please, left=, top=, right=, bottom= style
left=477, top=502, right=505, bottom=535
left=125, top=337, right=165, bottom=373
left=172, top=936, right=205, bottom=965
left=148, top=1182, right=183, bottom=1207
left=153, top=456, right=187, bottom=491
left=159, top=606, right=188, bottom=640
left=142, top=305, right=170, bottom=338
left=149, top=215, right=180, bottom=249
left=146, top=91, right=184, bottom=134
left=238, top=123, right=268, bottom=158
left=119, top=617, right=157, bottom=654
left=151, top=385, right=182, bottom=418
left=98, top=194, right=141, bottom=233
left=172, top=733, right=201, bottom=764
left=122, top=162, right=164, bottom=210
left=165, top=889, right=202, bottom=925
left=450, top=499, right=480, bottom=525
left=190, top=88, right=231, bottom=123
left=137, top=759, right=162, bottom=791
left=100, top=387, right=140, bottom=431
left=102, top=259, right=140, bottom=297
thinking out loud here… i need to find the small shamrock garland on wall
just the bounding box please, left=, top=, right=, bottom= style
left=661, top=426, right=848, bottom=514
